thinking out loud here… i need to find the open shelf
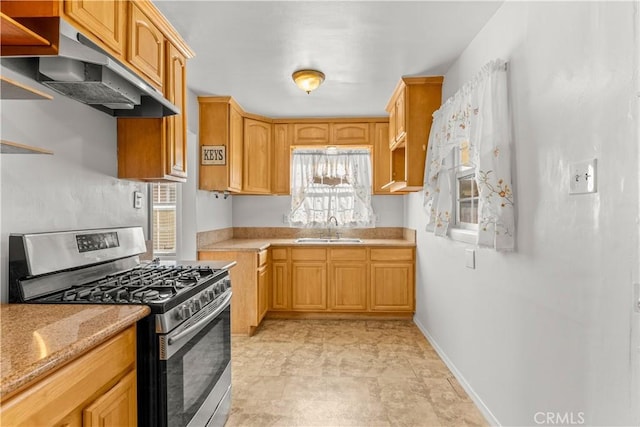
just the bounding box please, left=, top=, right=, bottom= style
left=1, top=76, right=53, bottom=100
left=1, top=139, right=53, bottom=155
left=0, top=12, right=51, bottom=46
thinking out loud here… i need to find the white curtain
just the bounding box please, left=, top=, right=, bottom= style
left=289, top=149, right=375, bottom=227
left=423, top=58, right=515, bottom=250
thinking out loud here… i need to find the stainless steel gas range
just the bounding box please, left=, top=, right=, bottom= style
left=8, top=226, right=234, bottom=427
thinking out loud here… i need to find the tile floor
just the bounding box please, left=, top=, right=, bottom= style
left=227, top=319, right=487, bottom=426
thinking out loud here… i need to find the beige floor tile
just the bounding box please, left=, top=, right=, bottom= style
left=229, top=319, right=487, bottom=427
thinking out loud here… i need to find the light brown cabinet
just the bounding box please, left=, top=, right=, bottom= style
left=328, top=248, right=368, bottom=311
left=291, top=248, right=327, bottom=310
left=83, top=369, right=137, bottom=427
left=271, top=248, right=290, bottom=310
left=269, top=245, right=415, bottom=316
left=198, top=250, right=265, bottom=335
left=117, top=40, right=188, bottom=182
left=331, top=123, right=369, bottom=145
left=127, top=1, right=163, bottom=90
left=293, top=123, right=330, bottom=145
left=64, top=0, right=126, bottom=56
left=383, top=76, right=443, bottom=192
left=272, top=123, right=290, bottom=195
left=198, top=98, right=244, bottom=192
left=243, top=118, right=272, bottom=194
left=0, top=326, right=137, bottom=427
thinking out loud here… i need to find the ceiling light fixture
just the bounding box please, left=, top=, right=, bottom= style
left=292, top=69, right=325, bottom=94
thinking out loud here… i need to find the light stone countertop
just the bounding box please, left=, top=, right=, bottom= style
left=198, top=238, right=416, bottom=252
left=0, top=304, right=150, bottom=400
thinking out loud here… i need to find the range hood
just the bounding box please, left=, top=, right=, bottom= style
left=5, top=20, right=179, bottom=118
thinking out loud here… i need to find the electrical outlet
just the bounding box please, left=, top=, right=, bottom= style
left=569, top=159, right=597, bottom=194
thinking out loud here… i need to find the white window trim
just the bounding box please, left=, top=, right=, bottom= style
left=151, top=183, right=179, bottom=259
left=449, top=150, right=478, bottom=244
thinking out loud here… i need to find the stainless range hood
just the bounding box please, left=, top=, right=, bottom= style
left=4, top=20, right=179, bottom=118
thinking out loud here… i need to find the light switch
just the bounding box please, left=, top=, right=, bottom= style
left=465, top=249, right=475, bottom=269
left=569, top=159, right=597, bottom=194
left=133, top=191, right=143, bottom=209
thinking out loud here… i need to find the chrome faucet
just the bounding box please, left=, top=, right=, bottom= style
left=327, top=216, right=339, bottom=239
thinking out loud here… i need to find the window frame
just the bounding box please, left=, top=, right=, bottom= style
left=449, top=143, right=479, bottom=244
left=151, top=182, right=178, bottom=257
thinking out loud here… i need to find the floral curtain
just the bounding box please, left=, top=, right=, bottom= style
left=289, top=149, right=375, bottom=227
left=423, top=58, right=515, bottom=250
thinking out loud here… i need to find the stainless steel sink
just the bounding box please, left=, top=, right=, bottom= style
left=294, top=237, right=363, bottom=244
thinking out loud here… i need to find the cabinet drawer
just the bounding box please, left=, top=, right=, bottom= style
left=291, top=248, right=327, bottom=261
left=258, top=250, right=268, bottom=267
left=370, top=248, right=414, bottom=261
left=271, top=247, right=287, bottom=261
left=329, top=248, right=366, bottom=261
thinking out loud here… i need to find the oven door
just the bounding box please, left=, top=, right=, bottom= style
left=159, top=292, right=232, bottom=427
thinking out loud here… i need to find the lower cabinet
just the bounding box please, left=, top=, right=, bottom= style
left=330, top=262, right=368, bottom=311
left=271, top=260, right=290, bottom=310
left=198, top=249, right=268, bottom=335
left=291, top=262, right=327, bottom=310
left=370, top=263, right=414, bottom=311
left=0, top=326, right=137, bottom=427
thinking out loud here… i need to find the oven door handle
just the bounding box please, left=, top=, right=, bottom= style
left=167, top=292, right=232, bottom=346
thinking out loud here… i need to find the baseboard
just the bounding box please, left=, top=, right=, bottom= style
left=413, top=316, right=501, bottom=427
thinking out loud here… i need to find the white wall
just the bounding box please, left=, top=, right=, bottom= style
left=407, top=2, right=639, bottom=426
left=0, top=67, right=147, bottom=302
left=232, top=194, right=405, bottom=227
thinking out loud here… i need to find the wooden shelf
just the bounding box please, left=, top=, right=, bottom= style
left=1, top=76, right=52, bottom=100
left=1, top=139, right=53, bottom=155
left=0, top=12, right=51, bottom=46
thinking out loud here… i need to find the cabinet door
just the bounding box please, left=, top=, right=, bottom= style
left=243, top=118, right=271, bottom=193
left=257, top=264, right=269, bottom=322
left=272, top=123, right=290, bottom=194
left=293, top=123, right=329, bottom=145
left=165, top=42, right=187, bottom=178
left=128, top=2, right=163, bottom=89
left=83, top=370, right=137, bottom=427
left=373, top=122, right=391, bottom=194
left=228, top=106, right=244, bottom=192
left=370, top=263, right=414, bottom=311
left=388, top=105, right=397, bottom=148
left=291, top=262, right=327, bottom=310
left=65, top=0, right=125, bottom=56
left=272, top=261, right=290, bottom=310
left=395, top=90, right=406, bottom=142
left=329, top=262, right=367, bottom=311
left=331, top=123, right=369, bottom=145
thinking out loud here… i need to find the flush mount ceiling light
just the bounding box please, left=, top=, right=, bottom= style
left=292, top=69, right=325, bottom=94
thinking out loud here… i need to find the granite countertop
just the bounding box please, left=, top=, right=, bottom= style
left=0, top=304, right=150, bottom=400
left=198, top=238, right=415, bottom=252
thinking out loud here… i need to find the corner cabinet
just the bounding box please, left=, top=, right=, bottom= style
left=0, top=326, right=137, bottom=427
left=383, top=76, right=443, bottom=193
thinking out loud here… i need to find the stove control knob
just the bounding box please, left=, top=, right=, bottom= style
left=175, top=304, right=190, bottom=321
left=206, top=289, right=215, bottom=300
left=200, top=293, right=209, bottom=304
left=192, top=299, right=202, bottom=312
left=223, top=277, right=231, bottom=290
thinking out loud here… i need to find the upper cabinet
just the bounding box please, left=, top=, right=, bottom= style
left=1, top=0, right=195, bottom=182
left=127, top=1, right=163, bottom=90
left=292, top=123, right=329, bottom=145
left=272, top=124, right=290, bottom=195
left=199, top=97, right=246, bottom=193
left=243, top=118, right=272, bottom=194
left=383, top=76, right=443, bottom=192
left=64, top=0, right=126, bottom=56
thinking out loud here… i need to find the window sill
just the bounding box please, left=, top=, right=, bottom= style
left=449, top=228, right=477, bottom=245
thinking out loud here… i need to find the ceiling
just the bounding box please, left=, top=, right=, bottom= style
left=155, top=1, right=502, bottom=118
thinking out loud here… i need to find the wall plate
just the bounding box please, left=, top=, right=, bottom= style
left=569, top=159, right=597, bottom=194
left=133, top=191, right=143, bottom=209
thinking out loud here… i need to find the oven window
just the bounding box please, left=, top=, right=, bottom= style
left=165, top=306, right=231, bottom=426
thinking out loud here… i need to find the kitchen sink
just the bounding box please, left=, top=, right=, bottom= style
left=295, top=237, right=363, bottom=244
